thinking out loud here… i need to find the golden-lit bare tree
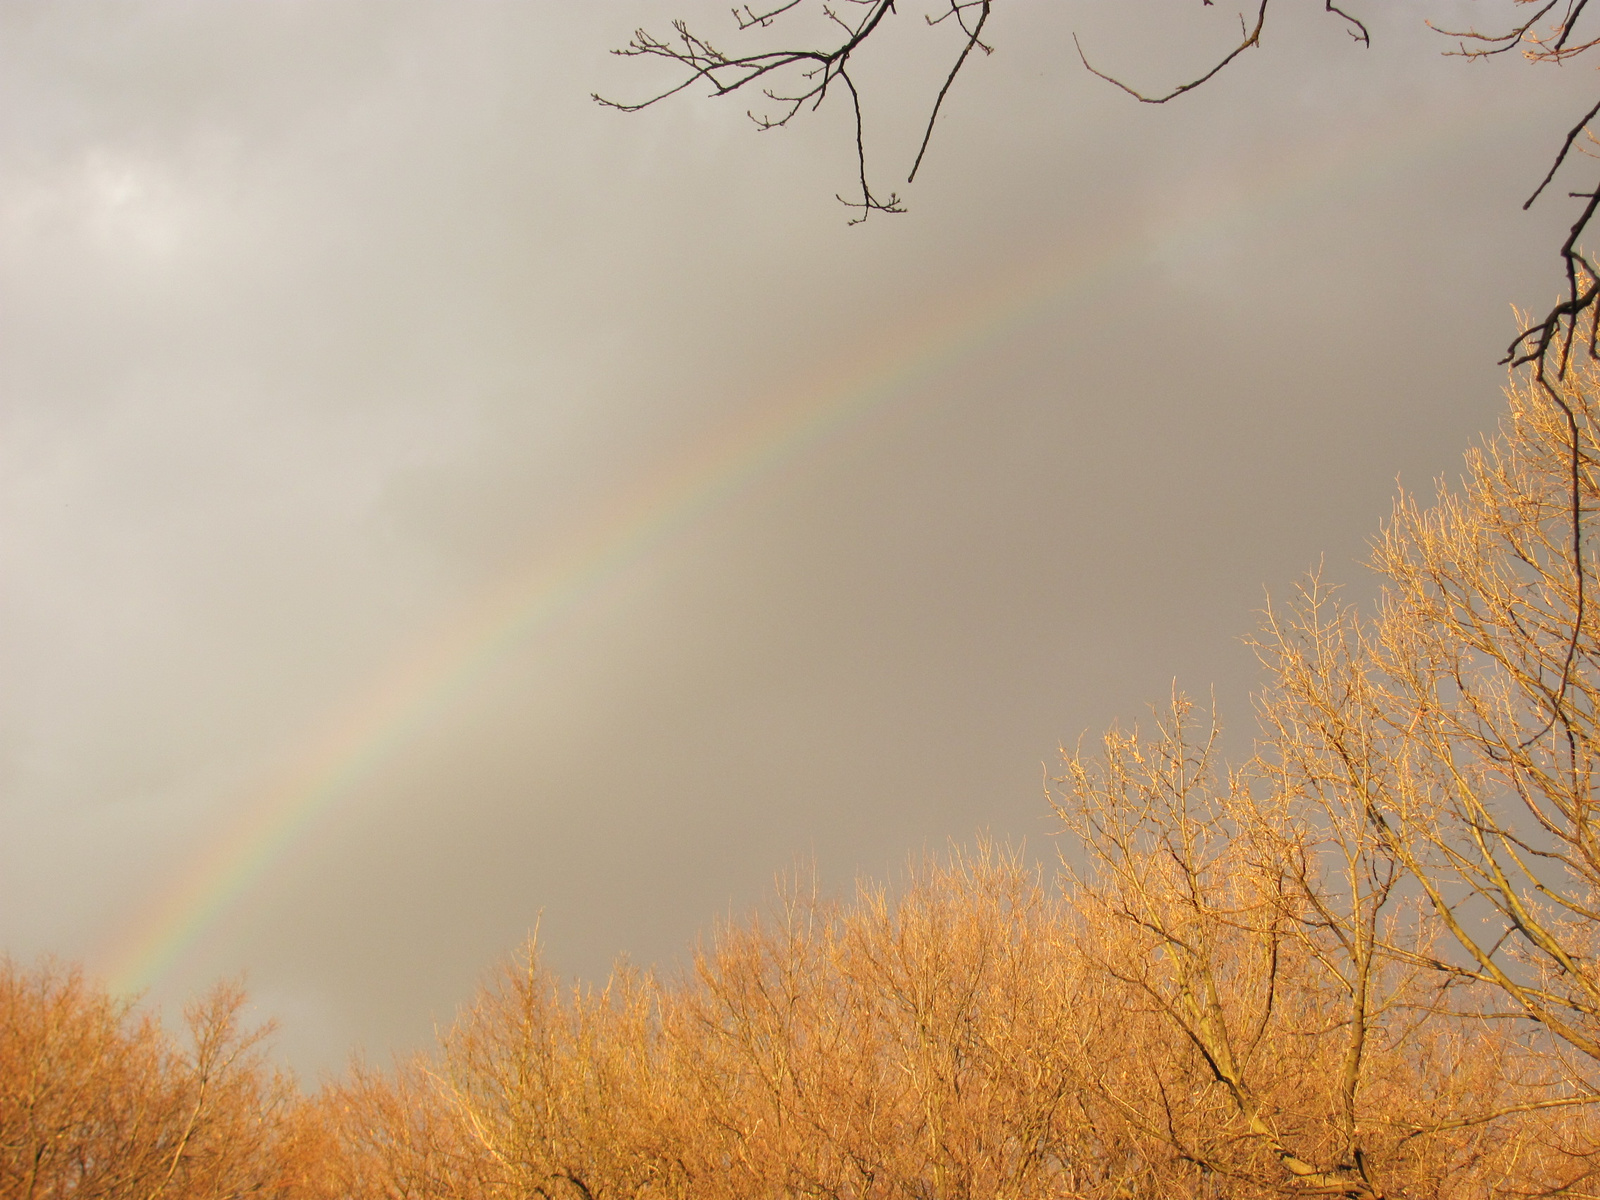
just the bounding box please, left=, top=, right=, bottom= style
left=316, top=821, right=1586, bottom=1198
left=671, top=847, right=1120, bottom=1198
left=308, top=1054, right=484, bottom=1200
left=0, top=958, right=293, bottom=1200
left=1251, top=360, right=1600, bottom=1193
left=1053, top=697, right=1559, bottom=1198
left=317, top=850, right=1179, bottom=1199
left=328, top=938, right=688, bottom=1200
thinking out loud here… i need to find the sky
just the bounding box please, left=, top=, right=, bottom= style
left=2, top=0, right=1594, bottom=1079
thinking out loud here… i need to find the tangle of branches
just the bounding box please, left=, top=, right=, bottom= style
left=601, top=2, right=1599, bottom=375
left=594, top=0, right=992, bottom=223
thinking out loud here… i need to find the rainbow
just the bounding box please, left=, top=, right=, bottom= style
left=102, top=241, right=1089, bottom=997
left=102, top=100, right=1476, bottom=997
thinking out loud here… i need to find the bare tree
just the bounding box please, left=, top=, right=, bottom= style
left=673, top=847, right=1108, bottom=1198
left=1052, top=697, right=1554, bottom=1199
left=311, top=832, right=1586, bottom=1198
left=0, top=958, right=294, bottom=1200
left=1247, top=359, right=1600, bottom=1192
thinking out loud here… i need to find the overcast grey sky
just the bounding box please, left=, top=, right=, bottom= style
left=2, top=0, right=1591, bottom=1078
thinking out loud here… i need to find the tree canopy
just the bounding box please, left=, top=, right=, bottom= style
left=13, top=361, right=1600, bottom=1195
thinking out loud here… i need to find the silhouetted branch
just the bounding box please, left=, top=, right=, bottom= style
left=603, top=2, right=1600, bottom=405
left=599, top=3, right=1373, bottom=215
left=735, top=1, right=807, bottom=29
left=909, top=1, right=991, bottom=183
left=1074, top=2, right=1271, bottom=105
left=1325, top=1, right=1370, bottom=45
left=596, top=0, right=986, bottom=220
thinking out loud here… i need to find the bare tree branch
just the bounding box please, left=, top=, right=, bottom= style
left=595, top=0, right=974, bottom=220
left=908, top=1, right=991, bottom=183
left=1073, top=1, right=1271, bottom=106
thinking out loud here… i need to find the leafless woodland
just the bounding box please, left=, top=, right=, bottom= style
left=12, top=359, right=1600, bottom=1196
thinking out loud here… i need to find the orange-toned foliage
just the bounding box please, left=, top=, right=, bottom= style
left=0, top=958, right=295, bottom=1200
left=314, top=845, right=1591, bottom=1199
left=19, top=364, right=1600, bottom=1197
left=1056, top=702, right=1580, bottom=1198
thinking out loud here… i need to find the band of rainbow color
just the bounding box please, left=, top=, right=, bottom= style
left=103, top=103, right=1457, bottom=996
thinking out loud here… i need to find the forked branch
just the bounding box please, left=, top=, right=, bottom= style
left=595, top=0, right=992, bottom=220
